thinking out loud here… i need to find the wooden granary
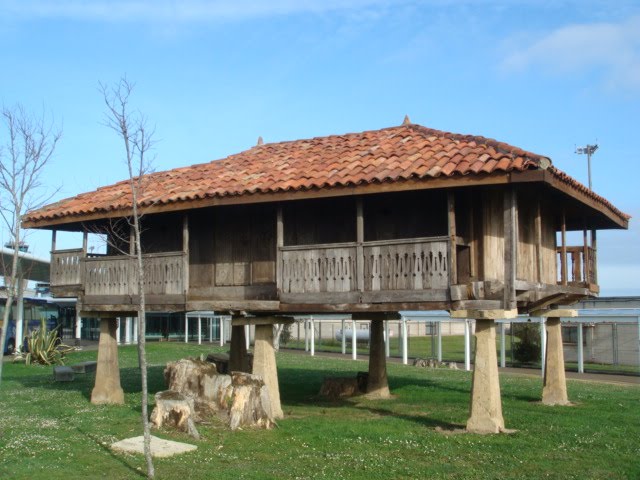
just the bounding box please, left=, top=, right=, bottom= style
left=23, top=121, right=629, bottom=432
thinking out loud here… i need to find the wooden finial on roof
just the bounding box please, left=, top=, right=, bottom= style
left=257, top=136, right=264, bottom=146
left=402, top=115, right=411, bottom=125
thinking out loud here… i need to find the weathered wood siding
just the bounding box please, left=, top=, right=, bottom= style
left=517, top=194, right=537, bottom=282
left=540, top=203, right=557, bottom=284
left=284, top=197, right=356, bottom=245
left=213, top=204, right=276, bottom=287
left=481, top=189, right=504, bottom=282
left=363, top=190, right=447, bottom=241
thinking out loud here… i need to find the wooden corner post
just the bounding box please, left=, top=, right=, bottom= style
left=447, top=192, right=457, bottom=285
left=503, top=189, right=517, bottom=310
left=356, top=197, right=364, bottom=293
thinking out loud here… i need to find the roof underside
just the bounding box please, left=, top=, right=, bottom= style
left=23, top=123, right=629, bottom=229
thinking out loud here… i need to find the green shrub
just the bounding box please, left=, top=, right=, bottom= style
left=512, top=322, right=541, bottom=364
left=20, top=319, right=74, bottom=365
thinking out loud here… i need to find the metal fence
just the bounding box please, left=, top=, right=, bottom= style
left=281, top=313, right=640, bottom=376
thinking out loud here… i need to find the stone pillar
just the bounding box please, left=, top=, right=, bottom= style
left=542, top=318, right=570, bottom=405
left=91, top=318, right=124, bottom=405
left=229, top=325, right=249, bottom=373
left=253, top=324, right=283, bottom=419
left=367, top=319, right=390, bottom=398
left=467, top=319, right=504, bottom=433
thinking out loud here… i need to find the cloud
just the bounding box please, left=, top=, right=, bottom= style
left=0, top=0, right=402, bottom=22
left=501, top=15, right=640, bottom=92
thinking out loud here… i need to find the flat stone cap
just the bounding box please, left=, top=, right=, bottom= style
left=111, top=435, right=197, bottom=458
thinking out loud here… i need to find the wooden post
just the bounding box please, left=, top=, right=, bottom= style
left=447, top=192, right=457, bottom=285
left=276, top=206, right=283, bottom=294
left=129, top=224, right=135, bottom=255
left=561, top=211, right=567, bottom=285
left=356, top=198, right=364, bottom=292
left=583, top=227, right=589, bottom=284
left=535, top=200, right=543, bottom=283
left=469, top=201, right=477, bottom=278
left=503, top=189, right=517, bottom=310
left=51, top=230, right=57, bottom=252
left=82, top=231, right=88, bottom=255
left=591, top=229, right=598, bottom=284
left=183, top=214, right=189, bottom=295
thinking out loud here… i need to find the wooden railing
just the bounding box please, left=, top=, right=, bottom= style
left=280, top=237, right=449, bottom=295
left=51, top=249, right=84, bottom=285
left=557, top=246, right=596, bottom=285
left=281, top=243, right=357, bottom=294
left=363, top=237, right=449, bottom=291
left=51, top=251, right=186, bottom=297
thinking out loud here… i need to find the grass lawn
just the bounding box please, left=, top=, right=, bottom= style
left=1, top=343, right=638, bottom=479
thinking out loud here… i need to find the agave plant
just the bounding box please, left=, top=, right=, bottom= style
left=22, top=319, right=74, bottom=366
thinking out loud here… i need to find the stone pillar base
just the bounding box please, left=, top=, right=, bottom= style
left=466, top=319, right=505, bottom=434
left=253, top=324, right=283, bottom=419
left=366, top=319, right=391, bottom=398
left=542, top=318, right=571, bottom=406
left=91, top=318, right=124, bottom=405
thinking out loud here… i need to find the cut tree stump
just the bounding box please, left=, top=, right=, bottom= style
left=319, top=377, right=362, bottom=400
left=150, top=391, right=200, bottom=439
left=162, top=358, right=275, bottom=430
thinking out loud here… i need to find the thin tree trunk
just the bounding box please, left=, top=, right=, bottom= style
left=132, top=164, right=154, bottom=479
left=0, top=225, right=21, bottom=384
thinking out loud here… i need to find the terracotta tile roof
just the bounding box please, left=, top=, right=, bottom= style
left=23, top=123, right=629, bottom=226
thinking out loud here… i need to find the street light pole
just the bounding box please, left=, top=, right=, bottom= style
left=575, top=144, right=598, bottom=190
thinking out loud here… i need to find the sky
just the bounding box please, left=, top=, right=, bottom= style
left=0, top=0, right=638, bottom=296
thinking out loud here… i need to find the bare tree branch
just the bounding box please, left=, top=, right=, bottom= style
left=101, top=78, right=156, bottom=479
left=0, top=104, right=60, bottom=383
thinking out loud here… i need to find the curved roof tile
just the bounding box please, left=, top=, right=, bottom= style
left=23, top=123, right=628, bottom=225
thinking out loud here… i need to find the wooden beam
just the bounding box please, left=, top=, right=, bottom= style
left=276, top=205, right=284, bottom=294
left=503, top=189, right=517, bottom=310
left=356, top=197, right=364, bottom=293
left=129, top=225, right=135, bottom=255
left=469, top=198, right=477, bottom=278
left=561, top=210, right=567, bottom=286
left=182, top=214, right=189, bottom=296
left=582, top=227, right=589, bottom=284
left=447, top=192, right=457, bottom=285
left=231, top=316, right=294, bottom=326
left=535, top=200, right=543, bottom=283
left=591, top=229, right=598, bottom=284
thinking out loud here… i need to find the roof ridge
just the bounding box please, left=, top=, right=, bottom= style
left=405, top=124, right=551, bottom=168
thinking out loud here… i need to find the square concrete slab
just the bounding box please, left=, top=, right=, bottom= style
left=71, top=361, right=98, bottom=374
left=53, top=366, right=74, bottom=382
left=111, top=435, right=197, bottom=458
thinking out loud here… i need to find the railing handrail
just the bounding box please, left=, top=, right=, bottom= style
left=280, top=236, right=449, bottom=252
left=51, top=248, right=84, bottom=255
left=83, top=251, right=185, bottom=262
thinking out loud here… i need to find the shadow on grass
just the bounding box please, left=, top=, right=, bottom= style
left=10, top=364, right=168, bottom=405
left=355, top=404, right=463, bottom=431
left=75, top=426, right=146, bottom=478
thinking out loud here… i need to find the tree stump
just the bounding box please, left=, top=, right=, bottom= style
left=163, top=358, right=274, bottom=430
left=319, top=377, right=360, bottom=400
left=150, top=391, right=200, bottom=439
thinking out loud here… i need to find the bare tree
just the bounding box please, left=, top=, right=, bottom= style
left=101, top=78, right=155, bottom=479
left=0, top=104, right=60, bottom=384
